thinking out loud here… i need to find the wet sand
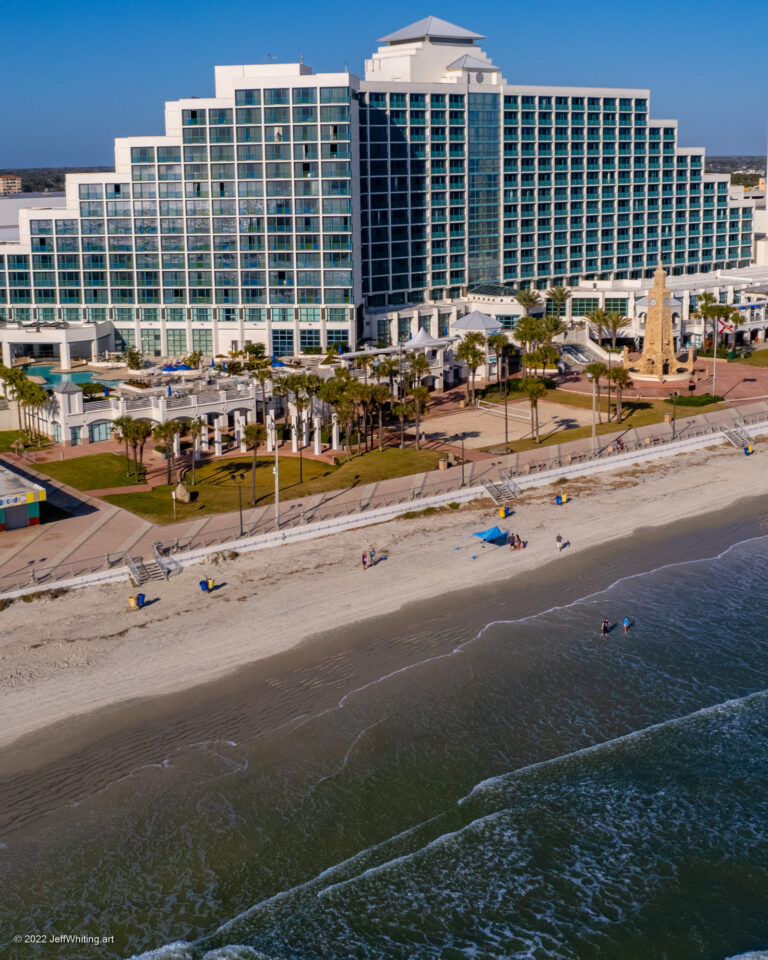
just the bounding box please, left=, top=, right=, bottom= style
left=1, top=483, right=766, bottom=838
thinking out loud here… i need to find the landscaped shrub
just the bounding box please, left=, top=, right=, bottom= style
left=664, top=393, right=723, bottom=407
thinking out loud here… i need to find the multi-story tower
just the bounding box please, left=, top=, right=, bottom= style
left=358, top=16, right=754, bottom=323
left=0, top=64, right=359, bottom=359
left=0, top=176, right=23, bottom=196
left=0, top=17, right=756, bottom=358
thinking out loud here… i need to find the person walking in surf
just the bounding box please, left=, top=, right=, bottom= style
left=601, top=617, right=610, bottom=637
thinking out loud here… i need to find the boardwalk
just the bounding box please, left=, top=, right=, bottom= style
left=1, top=398, right=767, bottom=596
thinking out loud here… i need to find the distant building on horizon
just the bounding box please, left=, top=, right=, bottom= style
left=0, top=175, right=22, bottom=196
left=0, top=16, right=764, bottom=362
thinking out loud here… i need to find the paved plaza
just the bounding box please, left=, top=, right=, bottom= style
left=426, top=401, right=594, bottom=449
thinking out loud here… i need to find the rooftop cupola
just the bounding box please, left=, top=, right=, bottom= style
left=378, top=16, right=484, bottom=46
left=366, top=17, right=500, bottom=84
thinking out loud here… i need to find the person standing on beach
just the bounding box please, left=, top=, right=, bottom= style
left=369, top=545, right=376, bottom=567
left=623, top=617, right=631, bottom=634
left=555, top=534, right=564, bottom=553
left=601, top=617, right=610, bottom=637
left=362, top=552, right=368, bottom=572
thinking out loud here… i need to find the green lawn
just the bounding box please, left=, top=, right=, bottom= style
left=104, top=447, right=441, bottom=524
left=480, top=391, right=725, bottom=454
left=33, top=453, right=146, bottom=490
left=0, top=430, right=24, bottom=452
left=731, top=349, right=768, bottom=368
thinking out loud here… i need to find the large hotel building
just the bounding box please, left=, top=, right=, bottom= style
left=0, top=17, right=761, bottom=363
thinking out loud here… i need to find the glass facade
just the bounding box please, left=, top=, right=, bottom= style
left=0, top=25, right=756, bottom=351
left=0, top=75, right=358, bottom=358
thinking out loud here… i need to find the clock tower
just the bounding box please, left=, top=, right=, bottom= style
left=636, top=262, right=691, bottom=379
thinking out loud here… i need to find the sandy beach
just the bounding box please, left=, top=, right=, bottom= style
left=0, top=440, right=766, bottom=777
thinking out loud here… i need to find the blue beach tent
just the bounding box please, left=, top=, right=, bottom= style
left=472, top=525, right=507, bottom=545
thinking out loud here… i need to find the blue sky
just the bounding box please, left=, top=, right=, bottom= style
left=1, top=0, right=766, bottom=167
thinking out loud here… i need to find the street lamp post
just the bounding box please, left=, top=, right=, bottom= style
left=503, top=354, right=509, bottom=450
left=587, top=371, right=597, bottom=454
left=670, top=391, right=679, bottom=440
left=271, top=418, right=280, bottom=528
left=460, top=432, right=465, bottom=488
left=236, top=472, right=245, bottom=537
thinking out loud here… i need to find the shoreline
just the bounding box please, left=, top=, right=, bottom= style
left=0, top=443, right=767, bottom=791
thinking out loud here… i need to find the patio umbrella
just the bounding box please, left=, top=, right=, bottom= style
left=167, top=385, right=172, bottom=396
left=103, top=384, right=109, bottom=397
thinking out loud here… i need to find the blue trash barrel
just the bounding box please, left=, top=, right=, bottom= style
left=136, top=593, right=146, bottom=607
left=556, top=495, right=562, bottom=505
left=199, top=580, right=209, bottom=592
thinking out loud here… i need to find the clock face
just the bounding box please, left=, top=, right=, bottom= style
left=664, top=298, right=669, bottom=306
left=476, top=72, right=484, bottom=83
left=650, top=298, right=657, bottom=306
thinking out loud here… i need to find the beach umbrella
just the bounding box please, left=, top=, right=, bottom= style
left=211, top=358, right=215, bottom=368
left=103, top=384, right=109, bottom=398
left=222, top=361, right=227, bottom=371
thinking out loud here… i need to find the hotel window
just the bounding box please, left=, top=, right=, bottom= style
left=79, top=184, right=104, bottom=199
left=272, top=329, right=294, bottom=355
left=300, top=328, right=321, bottom=351
left=235, top=89, right=260, bottom=106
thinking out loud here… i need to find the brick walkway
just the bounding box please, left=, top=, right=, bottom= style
left=2, top=392, right=767, bottom=594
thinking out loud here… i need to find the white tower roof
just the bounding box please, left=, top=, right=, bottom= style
left=378, top=17, right=484, bottom=45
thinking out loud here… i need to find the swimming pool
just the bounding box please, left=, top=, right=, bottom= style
left=25, top=364, right=108, bottom=387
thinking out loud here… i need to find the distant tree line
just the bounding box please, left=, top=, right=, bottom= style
left=0, top=167, right=111, bottom=193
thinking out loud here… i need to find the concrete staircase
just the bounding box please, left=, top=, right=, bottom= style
left=722, top=425, right=754, bottom=450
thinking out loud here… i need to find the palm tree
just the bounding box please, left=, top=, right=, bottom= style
left=392, top=401, right=414, bottom=448
left=521, top=377, right=547, bottom=443
left=377, top=355, right=401, bottom=399
left=607, top=367, right=632, bottom=423
left=370, top=383, right=390, bottom=451
left=112, top=415, right=134, bottom=476
left=335, top=395, right=356, bottom=459
left=541, top=314, right=566, bottom=343
left=244, top=422, right=267, bottom=505
left=153, top=419, right=183, bottom=485
left=585, top=361, right=608, bottom=424
left=24, top=383, right=49, bottom=444
left=692, top=291, right=718, bottom=350
left=411, top=385, right=429, bottom=450
left=586, top=308, right=608, bottom=347
left=133, top=419, right=154, bottom=478
left=515, top=287, right=543, bottom=317
left=251, top=363, right=272, bottom=424
left=456, top=332, right=486, bottom=403
left=186, top=418, right=205, bottom=485
left=356, top=354, right=373, bottom=384
left=514, top=316, right=546, bottom=375
left=285, top=373, right=309, bottom=479
left=323, top=344, right=340, bottom=366
left=603, top=311, right=627, bottom=351
left=407, top=352, right=430, bottom=390
left=487, top=331, right=508, bottom=392
left=546, top=285, right=571, bottom=323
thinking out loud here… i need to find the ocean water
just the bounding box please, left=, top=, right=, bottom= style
left=3, top=527, right=768, bottom=960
